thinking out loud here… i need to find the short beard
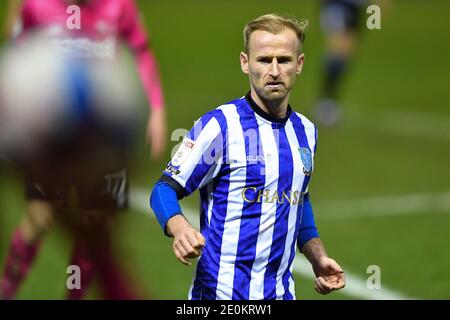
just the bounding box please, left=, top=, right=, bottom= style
left=262, top=87, right=287, bottom=102
left=256, top=88, right=288, bottom=110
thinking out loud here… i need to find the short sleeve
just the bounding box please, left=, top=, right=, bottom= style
left=162, top=110, right=226, bottom=198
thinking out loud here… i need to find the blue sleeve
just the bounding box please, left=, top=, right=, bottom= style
left=150, top=178, right=183, bottom=235
left=297, top=193, right=319, bottom=252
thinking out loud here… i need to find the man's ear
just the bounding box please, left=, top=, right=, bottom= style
left=240, top=52, right=249, bottom=74
left=296, top=53, right=305, bottom=74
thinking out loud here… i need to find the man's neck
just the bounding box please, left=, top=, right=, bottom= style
left=250, top=90, right=289, bottom=119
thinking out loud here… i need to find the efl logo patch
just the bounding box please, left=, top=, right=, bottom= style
left=299, top=147, right=312, bottom=176
left=171, top=137, right=195, bottom=166
left=164, top=165, right=180, bottom=175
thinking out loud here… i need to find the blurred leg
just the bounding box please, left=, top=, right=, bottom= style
left=64, top=161, right=137, bottom=300
left=74, top=209, right=137, bottom=300
left=0, top=200, right=55, bottom=299
left=322, top=31, right=357, bottom=100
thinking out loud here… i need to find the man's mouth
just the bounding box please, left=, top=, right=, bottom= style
left=266, top=82, right=284, bottom=89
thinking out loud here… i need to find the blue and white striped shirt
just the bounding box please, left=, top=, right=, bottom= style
left=162, top=94, right=319, bottom=300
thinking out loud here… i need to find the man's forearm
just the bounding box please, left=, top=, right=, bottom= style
left=301, top=237, right=327, bottom=266
left=150, top=179, right=182, bottom=235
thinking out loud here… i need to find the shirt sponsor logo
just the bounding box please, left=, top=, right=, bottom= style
left=241, top=187, right=306, bottom=205
left=246, top=154, right=272, bottom=163
left=96, top=21, right=116, bottom=34
left=49, top=37, right=116, bottom=59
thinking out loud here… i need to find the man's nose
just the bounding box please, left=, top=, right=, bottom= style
left=269, top=59, right=280, bottom=78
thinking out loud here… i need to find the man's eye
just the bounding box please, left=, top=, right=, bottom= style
left=257, top=58, right=272, bottom=63
left=278, top=58, right=291, bottom=64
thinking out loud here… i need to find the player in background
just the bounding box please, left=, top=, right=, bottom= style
left=0, top=0, right=167, bottom=299
left=312, top=0, right=367, bottom=126
left=312, top=0, right=391, bottom=127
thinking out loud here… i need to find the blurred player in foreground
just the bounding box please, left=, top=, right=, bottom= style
left=0, top=0, right=166, bottom=299
left=150, top=14, right=345, bottom=299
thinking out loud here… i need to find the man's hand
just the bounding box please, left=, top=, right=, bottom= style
left=147, top=108, right=167, bottom=160
left=166, top=214, right=205, bottom=266
left=312, top=256, right=345, bottom=295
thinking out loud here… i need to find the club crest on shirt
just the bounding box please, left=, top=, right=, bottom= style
left=299, top=147, right=312, bottom=176
left=171, top=137, right=195, bottom=166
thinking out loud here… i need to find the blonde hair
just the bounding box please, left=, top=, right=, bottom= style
left=243, top=14, right=308, bottom=54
